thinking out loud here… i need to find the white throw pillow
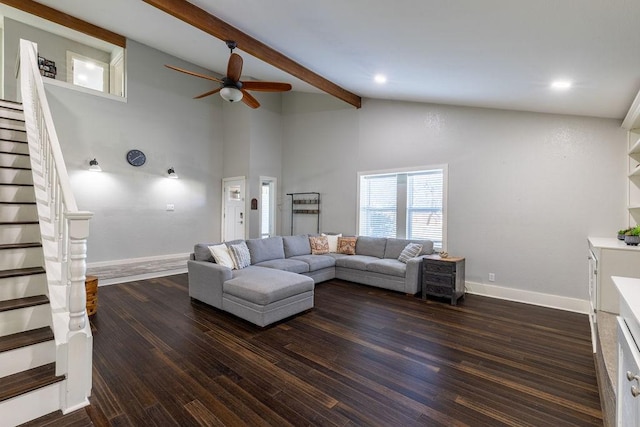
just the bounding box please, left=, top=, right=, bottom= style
left=398, top=243, right=423, bottom=263
left=322, top=233, right=342, bottom=253
left=208, top=244, right=235, bottom=268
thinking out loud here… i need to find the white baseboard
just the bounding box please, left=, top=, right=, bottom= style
left=87, top=252, right=190, bottom=268
left=465, top=281, right=590, bottom=314
left=98, top=268, right=188, bottom=286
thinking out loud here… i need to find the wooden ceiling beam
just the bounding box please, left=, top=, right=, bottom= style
left=0, top=0, right=126, bottom=48
left=142, top=0, right=361, bottom=109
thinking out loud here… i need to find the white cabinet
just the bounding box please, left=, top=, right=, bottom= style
left=588, top=238, right=640, bottom=314
left=615, top=277, right=640, bottom=426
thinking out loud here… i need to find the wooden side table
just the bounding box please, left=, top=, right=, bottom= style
left=421, top=255, right=465, bottom=305
left=85, top=275, right=98, bottom=316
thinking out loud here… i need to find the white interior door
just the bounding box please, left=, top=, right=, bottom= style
left=222, top=177, right=246, bottom=241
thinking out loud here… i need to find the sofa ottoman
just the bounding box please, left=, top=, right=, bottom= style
left=222, top=266, right=314, bottom=327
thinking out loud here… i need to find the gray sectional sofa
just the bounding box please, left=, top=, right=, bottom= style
left=188, top=235, right=434, bottom=327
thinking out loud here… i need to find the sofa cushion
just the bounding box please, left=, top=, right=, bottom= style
left=309, top=236, right=330, bottom=255
left=254, top=258, right=310, bottom=274
left=194, top=243, right=218, bottom=262
left=337, top=237, right=357, bottom=255
left=290, top=254, right=336, bottom=271
left=283, top=235, right=311, bottom=258
left=366, top=258, right=407, bottom=277
left=356, top=236, right=387, bottom=258
left=246, top=236, right=285, bottom=264
left=335, top=255, right=380, bottom=271
left=384, top=238, right=435, bottom=258
left=224, top=267, right=314, bottom=305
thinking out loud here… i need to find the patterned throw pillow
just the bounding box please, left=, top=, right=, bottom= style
left=398, top=243, right=423, bottom=263
left=309, top=235, right=330, bottom=255
left=337, top=237, right=357, bottom=255
left=229, top=242, right=251, bottom=269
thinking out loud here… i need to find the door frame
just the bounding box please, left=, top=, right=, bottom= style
left=221, top=176, right=246, bottom=241
left=259, top=176, right=278, bottom=238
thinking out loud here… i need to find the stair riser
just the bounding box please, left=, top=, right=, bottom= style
left=0, top=140, right=28, bottom=154
left=0, top=223, right=41, bottom=245
left=0, top=153, right=30, bottom=169
left=0, top=185, right=36, bottom=203
left=0, top=304, right=50, bottom=337
left=0, top=119, right=25, bottom=131
left=0, top=247, right=44, bottom=270
left=0, top=108, right=24, bottom=121
left=0, top=204, right=38, bottom=222
left=0, top=101, right=22, bottom=111
left=0, top=168, right=32, bottom=185
left=0, top=340, right=55, bottom=378
left=0, top=381, right=62, bottom=426
left=0, top=129, right=27, bottom=142
left=0, top=274, right=47, bottom=302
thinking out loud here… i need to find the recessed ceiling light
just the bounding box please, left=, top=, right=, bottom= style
left=374, top=74, right=387, bottom=84
left=551, top=80, right=572, bottom=90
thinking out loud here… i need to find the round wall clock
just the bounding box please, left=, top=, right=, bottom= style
left=126, top=149, right=146, bottom=167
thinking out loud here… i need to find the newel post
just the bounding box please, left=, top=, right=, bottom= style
left=66, top=211, right=93, bottom=330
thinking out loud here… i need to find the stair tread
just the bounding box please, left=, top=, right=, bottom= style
left=0, top=201, right=36, bottom=205
left=0, top=326, right=53, bottom=353
left=0, top=266, right=45, bottom=279
left=0, top=221, right=39, bottom=225
left=0, top=165, right=31, bottom=171
left=0, top=138, right=27, bottom=144
left=0, top=150, right=29, bottom=156
left=0, top=117, right=25, bottom=123
left=0, top=363, right=63, bottom=403
left=0, top=295, right=49, bottom=313
left=0, top=242, right=42, bottom=250
left=0, top=182, right=34, bottom=186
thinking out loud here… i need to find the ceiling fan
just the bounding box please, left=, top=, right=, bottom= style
left=165, top=40, right=292, bottom=109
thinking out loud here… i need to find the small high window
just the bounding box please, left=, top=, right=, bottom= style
left=67, top=52, right=109, bottom=93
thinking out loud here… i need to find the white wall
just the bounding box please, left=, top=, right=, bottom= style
left=5, top=23, right=225, bottom=262
left=282, top=94, right=627, bottom=301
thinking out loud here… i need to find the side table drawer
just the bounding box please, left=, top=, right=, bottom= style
left=424, top=273, right=455, bottom=287
left=423, top=261, right=455, bottom=275
left=425, top=284, right=453, bottom=297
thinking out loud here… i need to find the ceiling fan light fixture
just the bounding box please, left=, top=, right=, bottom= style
left=220, top=86, right=243, bottom=103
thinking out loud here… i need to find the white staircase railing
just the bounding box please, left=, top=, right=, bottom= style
left=17, top=39, right=93, bottom=414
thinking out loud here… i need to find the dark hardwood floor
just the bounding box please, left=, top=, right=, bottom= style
left=24, top=274, right=602, bottom=426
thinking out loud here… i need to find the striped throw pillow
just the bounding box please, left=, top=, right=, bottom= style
left=229, top=242, right=251, bottom=269
left=398, top=243, right=423, bottom=263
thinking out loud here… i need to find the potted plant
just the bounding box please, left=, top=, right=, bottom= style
left=624, top=225, right=640, bottom=246
left=618, top=228, right=632, bottom=240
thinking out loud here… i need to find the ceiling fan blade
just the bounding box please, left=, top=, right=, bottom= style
left=227, top=53, right=243, bottom=82
left=241, top=81, right=292, bottom=92
left=193, top=87, right=222, bottom=99
left=241, top=90, right=260, bottom=109
left=165, top=65, right=223, bottom=83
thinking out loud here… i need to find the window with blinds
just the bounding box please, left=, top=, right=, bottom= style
left=358, top=167, right=446, bottom=248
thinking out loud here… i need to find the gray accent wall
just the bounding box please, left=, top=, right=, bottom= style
left=4, top=18, right=112, bottom=101
left=281, top=94, right=627, bottom=300
left=5, top=21, right=224, bottom=262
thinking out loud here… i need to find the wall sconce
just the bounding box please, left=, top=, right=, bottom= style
left=88, top=158, right=102, bottom=172
left=167, top=167, right=179, bottom=179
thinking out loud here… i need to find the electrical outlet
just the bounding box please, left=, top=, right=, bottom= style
left=166, top=204, right=175, bottom=211
left=489, top=273, right=495, bottom=282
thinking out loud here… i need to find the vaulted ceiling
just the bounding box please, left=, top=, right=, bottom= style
left=4, top=0, right=640, bottom=119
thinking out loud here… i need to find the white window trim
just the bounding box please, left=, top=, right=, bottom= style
left=66, top=51, right=109, bottom=93
left=259, top=176, right=278, bottom=239
left=356, top=164, right=448, bottom=250
left=42, top=77, right=127, bottom=102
